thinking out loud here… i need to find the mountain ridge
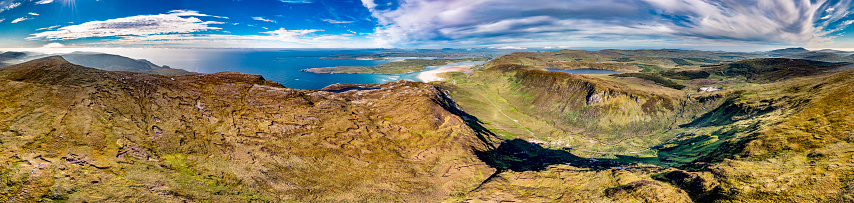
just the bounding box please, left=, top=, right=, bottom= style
left=0, top=56, right=496, bottom=202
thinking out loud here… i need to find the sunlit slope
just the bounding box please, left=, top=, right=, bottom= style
left=694, top=69, right=854, bottom=202
left=0, top=56, right=495, bottom=202
left=445, top=52, right=707, bottom=154
left=447, top=50, right=854, bottom=202
left=703, top=58, right=849, bottom=82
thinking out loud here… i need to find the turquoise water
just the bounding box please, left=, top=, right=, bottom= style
left=546, top=68, right=620, bottom=75
left=113, top=49, right=485, bottom=90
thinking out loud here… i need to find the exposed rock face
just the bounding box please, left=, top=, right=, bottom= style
left=699, top=86, right=722, bottom=92
left=0, top=56, right=495, bottom=202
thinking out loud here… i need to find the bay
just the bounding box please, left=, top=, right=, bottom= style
left=15, top=48, right=485, bottom=90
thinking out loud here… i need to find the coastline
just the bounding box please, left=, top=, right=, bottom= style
left=417, top=64, right=475, bottom=82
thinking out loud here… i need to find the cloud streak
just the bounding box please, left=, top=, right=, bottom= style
left=322, top=19, right=353, bottom=24
left=11, top=17, right=30, bottom=23
left=279, top=0, right=312, bottom=3
left=84, top=29, right=366, bottom=48
left=28, top=10, right=223, bottom=40
left=252, top=17, right=276, bottom=23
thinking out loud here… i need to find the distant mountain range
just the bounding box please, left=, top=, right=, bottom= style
left=764, top=47, right=854, bottom=62
left=0, top=51, right=194, bottom=76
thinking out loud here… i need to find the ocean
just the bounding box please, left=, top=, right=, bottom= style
left=12, top=48, right=488, bottom=90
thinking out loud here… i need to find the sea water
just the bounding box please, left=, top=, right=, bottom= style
left=44, top=48, right=485, bottom=90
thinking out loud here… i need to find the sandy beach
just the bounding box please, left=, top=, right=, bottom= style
left=417, top=65, right=474, bottom=82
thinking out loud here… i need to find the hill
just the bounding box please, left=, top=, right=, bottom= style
left=60, top=52, right=195, bottom=76
left=5, top=50, right=854, bottom=202
left=703, top=58, right=849, bottom=82
left=0, top=51, right=27, bottom=67
left=434, top=49, right=854, bottom=202
left=766, top=48, right=854, bottom=62
left=0, top=56, right=495, bottom=202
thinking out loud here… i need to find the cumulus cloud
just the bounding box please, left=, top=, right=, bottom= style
left=28, top=12, right=38, bottom=15
left=34, top=0, right=53, bottom=4
left=11, top=17, right=30, bottom=23
left=361, top=0, right=854, bottom=47
left=42, top=42, right=64, bottom=48
left=28, top=10, right=223, bottom=40
left=252, top=17, right=276, bottom=23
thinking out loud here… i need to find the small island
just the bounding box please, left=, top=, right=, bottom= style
left=301, top=57, right=489, bottom=74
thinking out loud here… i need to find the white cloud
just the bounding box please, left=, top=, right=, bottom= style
left=11, top=17, right=30, bottom=23
left=360, top=0, right=854, bottom=48
left=0, top=1, right=21, bottom=13
left=361, top=0, right=645, bottom=47
left=28, top=10, right=223, bottom=40
left=0, top=18, right=4, bottom=23
left=34, top=0, right=53, bottom=4
left=42, top=42, right=64, bottom=48
left=262, top=28, right=320, bottom=42
left=82, top=29, right=370, bottom=48
left=252, top=17, right=276, bottom=23
left=28, top=12, right=38, bottom=15
left=279, top=0, right=312, bottom=3
left=322, top=19, right=354, bottom=24
left=640, top=0, right=849, bottom=46
left=35, top=25, right=61, bottom=31
left=490, top=46, right=527, bottom=49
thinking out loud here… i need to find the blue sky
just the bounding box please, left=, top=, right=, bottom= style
left=0, top=0, right=853, bottom=51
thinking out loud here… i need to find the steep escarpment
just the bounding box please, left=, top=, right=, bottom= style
left=482, top=63, right=687, bottom=142
left=0, top=56, right=495, bottom=202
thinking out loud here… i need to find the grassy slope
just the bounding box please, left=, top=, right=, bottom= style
left=438, top=50, right=854, bottom=202
left=442, top=54, right=709, bottom=157
left=704, top=58, right=848, bottom=83
left=0, top=56, right=495, bottom=202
